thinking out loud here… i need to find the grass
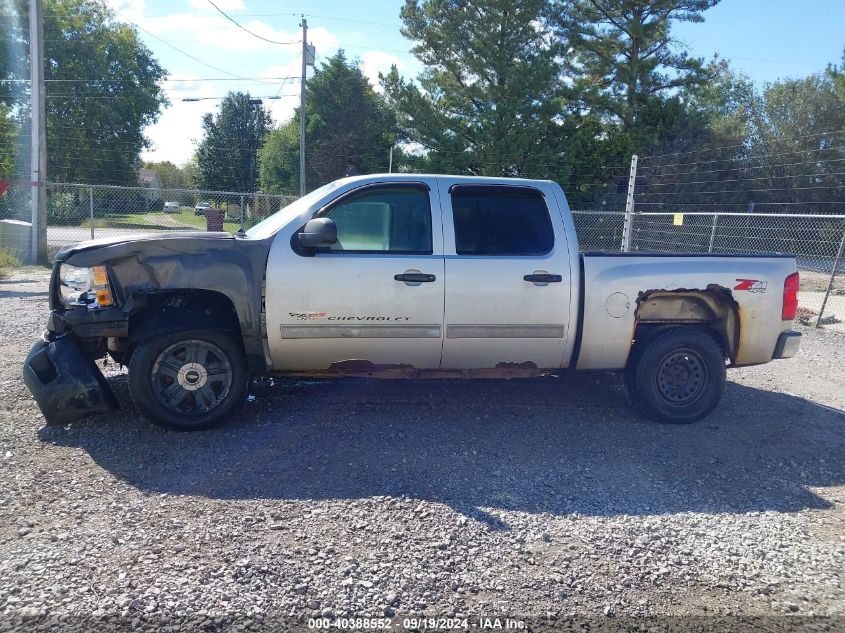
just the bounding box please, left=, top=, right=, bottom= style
left=0, top=249, right=21, bottom=279
left=78, top=208, right=242, bottom=232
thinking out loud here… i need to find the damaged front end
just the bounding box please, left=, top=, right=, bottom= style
left=22, top=333, right=118, bottom=425
left=23, top=231, right=271, bottom=425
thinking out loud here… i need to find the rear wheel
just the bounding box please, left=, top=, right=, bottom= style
left=128, top=329, right=248, bottom=430
left=625, top=326, right=726, bottom=424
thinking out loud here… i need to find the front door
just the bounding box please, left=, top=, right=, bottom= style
left=439, top=182, right=572, bottom=369
left=266, top=182, right=444, bottom=371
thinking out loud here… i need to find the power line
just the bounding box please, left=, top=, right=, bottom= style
left=41, top=93, right=298, bottom=100
left=639, top=129, right=845, bottom=161
left=133, top=24, right=254, bottom=80
left=44, top=76, right=298, bottom=83
left=205, top=0, right=299, bottom=46
left=633, top=170, right=845, bottom=188
left=638, top=145, right=845, bottom=173
left=180, top=94, right=298, bottom=102
left=636, top=184, right=845, bottom=196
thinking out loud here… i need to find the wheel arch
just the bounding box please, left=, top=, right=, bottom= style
left=123, top=290, right=250, bottom=368
left=632, top=286, right=739, bottom=363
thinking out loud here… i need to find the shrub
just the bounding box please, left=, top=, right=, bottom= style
left=47, top=192, right=84, bottom=225
left=0, top=249, right=20, bottom=268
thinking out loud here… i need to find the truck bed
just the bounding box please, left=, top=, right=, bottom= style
left=576, top=253, right=797, bottom=370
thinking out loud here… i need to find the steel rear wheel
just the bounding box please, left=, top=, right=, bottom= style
left=129, top=329, right=248, bottom=430
left=655, top=347, right=708, bottom=407
left=626, top=326, right=725, bottom=424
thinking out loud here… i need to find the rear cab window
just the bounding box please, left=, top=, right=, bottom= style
left=449, top=185, right=554, bottom=256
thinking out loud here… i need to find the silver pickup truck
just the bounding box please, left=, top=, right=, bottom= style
left=23, top=174, right=802, bottom=430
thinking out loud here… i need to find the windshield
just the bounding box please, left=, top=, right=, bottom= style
left=245, top=181, right=344, bottom=239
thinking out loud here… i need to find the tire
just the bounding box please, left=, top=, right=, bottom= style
left=625, top=326, right=726, bottom=424
left=128, top=329, right=248, bottom=431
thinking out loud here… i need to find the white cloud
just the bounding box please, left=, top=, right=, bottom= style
left=105, top=0, right=145, bottom=23
left=141, top=102, right=205, bottom=166
left=122, top=3, right=344, bottom=164
left=163, top=73, right=208, bottom=99
left=360, top=51, right=404, bottom=91
left=142, top=60, right=308, bottom=165
left=308, top=27, right=340, bottom=54
left=138, top=13, right=310, bottom=53
left=260, top=62, right=305, bottom=127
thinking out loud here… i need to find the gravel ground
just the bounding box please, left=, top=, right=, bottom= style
left=0, top=269, right=843, bottom=632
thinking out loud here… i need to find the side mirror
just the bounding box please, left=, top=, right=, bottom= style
left=297, top=217, right=337, bottom=249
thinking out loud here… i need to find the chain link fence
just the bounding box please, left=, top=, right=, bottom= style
left=627, top=211, right=845, bottom=329
left=570, top=208, right=845, bottom=329
left=569, top=210, right=626, bottom=252
left=0, top=182, right=295, bottom=263
left=0, top=183, right=33, bottom=262
left=42, top=183, right=296, bottom=259
left=1, top=181, right=842, bottom=328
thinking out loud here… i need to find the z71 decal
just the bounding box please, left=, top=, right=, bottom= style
left=734, top=279, right=768, bottom=293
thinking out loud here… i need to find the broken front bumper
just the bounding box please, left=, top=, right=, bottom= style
left=22, top=334, right=118, bottom=425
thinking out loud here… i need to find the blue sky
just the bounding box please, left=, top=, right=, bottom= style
left=105, top=0, right=845, bottom=165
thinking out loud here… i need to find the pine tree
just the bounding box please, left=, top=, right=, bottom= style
left=553, top=0, right=719, bottom=129
left=259, top=51, right=395, bottom=193
left=383, top=0, right=563, bottom=177
left=195, top=92, right=271, bottom=192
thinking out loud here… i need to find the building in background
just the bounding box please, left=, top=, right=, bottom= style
left=139, top=169, right=162, bottom=202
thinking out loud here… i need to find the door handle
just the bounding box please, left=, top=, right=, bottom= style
left=524, top=273, right=562, bottom=283
left=395, top=273, right=436, bottom=283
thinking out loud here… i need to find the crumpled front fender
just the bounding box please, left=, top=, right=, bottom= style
left=22, top=335, right=118, bottom=425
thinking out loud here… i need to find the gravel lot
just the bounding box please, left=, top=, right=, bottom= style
left=0, top=269, right=843, bottom=631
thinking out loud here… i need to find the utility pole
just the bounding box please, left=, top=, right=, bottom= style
left=299, top=17, right=307, bottom=197
left=29, top=0, right=47, bottom=263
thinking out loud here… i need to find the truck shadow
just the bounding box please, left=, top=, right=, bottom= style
left=41, top=372, right=845, bottom=527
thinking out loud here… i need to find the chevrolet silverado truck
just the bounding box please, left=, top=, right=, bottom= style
left=23, top=174, right=802, bottom=430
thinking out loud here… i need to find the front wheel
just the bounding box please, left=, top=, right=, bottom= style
left=128, top=329, right=248, bottom=430
left=625, top=326, right=726, bottom=424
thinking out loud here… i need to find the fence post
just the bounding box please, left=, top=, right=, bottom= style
left=89, top=187, right=94, bottom=240
left=621, top=154, right=638, bottom=252
left=239, top=194, right=244, bottom=228
left=708, top=213, right=719, bottom=253
left=816, top=226, right=845, bottom=328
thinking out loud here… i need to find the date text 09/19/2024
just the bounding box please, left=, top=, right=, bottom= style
left=307, top=618, right=526, bottom=630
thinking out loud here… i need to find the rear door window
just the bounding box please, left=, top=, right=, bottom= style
left=450, top=186, right=554, bottom=256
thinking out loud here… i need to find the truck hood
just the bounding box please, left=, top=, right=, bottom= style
left=55, top=231, right=236, bottom=261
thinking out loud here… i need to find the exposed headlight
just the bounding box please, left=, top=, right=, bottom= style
left=58, top=264, right=114, bottom=309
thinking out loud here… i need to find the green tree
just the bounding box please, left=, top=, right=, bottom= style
left=827, top=48, right=845, bottom=100
left=0, top=104, right=18, bottom=178
left=258, top=120, right=299, bottom=194
left=553, top=0, right=719, bottom=130
left=383, top=0, right=562, bottom=177
left=744, top=73, right=845, bottom=212
left=0, top=0, right=167, bottom=185
left=259, top=51, right=396, bottom=193
left=195, top=92, right=271, bottom=192
left=143, top=160, right=196, bottom=191
left=143, top=160, right=199, bottom=205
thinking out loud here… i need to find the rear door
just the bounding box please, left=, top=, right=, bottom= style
left=266, top=181, right=445, bottom=371
left=439, top=182, right=572, bottom=369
